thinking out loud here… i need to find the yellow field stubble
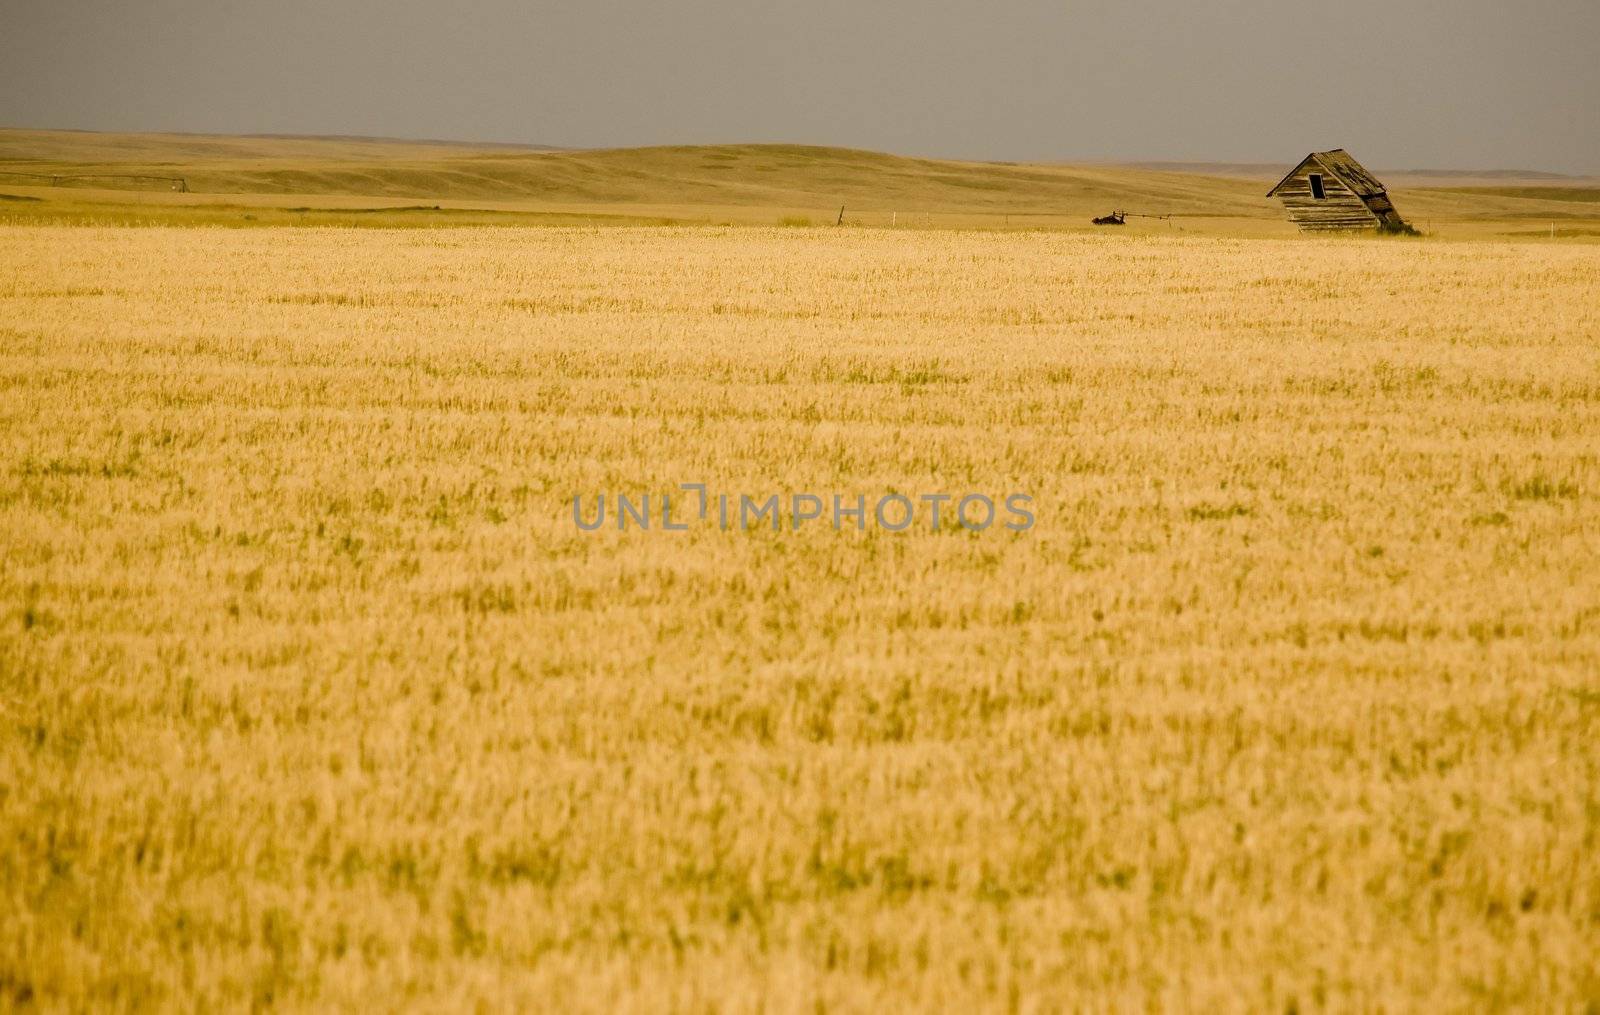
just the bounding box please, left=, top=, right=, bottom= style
left=1, top=224, right=1598, bottom=1009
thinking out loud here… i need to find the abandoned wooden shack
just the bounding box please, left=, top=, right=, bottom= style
left=1267, top=149, right=1408, bottom=232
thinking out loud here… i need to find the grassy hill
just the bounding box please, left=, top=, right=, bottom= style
left=2, top=128, right=1596, bottom=237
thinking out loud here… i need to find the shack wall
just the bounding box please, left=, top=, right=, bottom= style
left=1273, top=161, right=1379, bottom=231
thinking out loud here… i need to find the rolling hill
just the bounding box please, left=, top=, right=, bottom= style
left=2, top=128, right=1596, bottom=237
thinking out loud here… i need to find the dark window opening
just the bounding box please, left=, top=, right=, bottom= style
left=1309, top=173, right=1326, bottom=200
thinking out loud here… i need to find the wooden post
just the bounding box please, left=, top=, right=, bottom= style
left=836, top=205, right=845, bottom=226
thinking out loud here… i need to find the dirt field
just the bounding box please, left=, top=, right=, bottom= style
left=2, top=223, right=1599, bottom=1009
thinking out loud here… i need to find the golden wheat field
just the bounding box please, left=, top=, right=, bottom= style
left=2, top=223, right=1599, bottom=1010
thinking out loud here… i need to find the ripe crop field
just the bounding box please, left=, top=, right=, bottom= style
left=2, top=223, right=1599, bottom=1010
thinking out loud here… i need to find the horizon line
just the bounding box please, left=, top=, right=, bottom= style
left=1, top=123, right=1594, bottom=180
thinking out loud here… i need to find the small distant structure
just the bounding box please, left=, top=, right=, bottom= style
left=1092, top=210, right=1126, bottom=225
left=1267, top=149, right=1409, bottom=232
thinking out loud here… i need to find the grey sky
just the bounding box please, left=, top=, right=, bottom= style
left=2, top=0, right=1597, bottom=173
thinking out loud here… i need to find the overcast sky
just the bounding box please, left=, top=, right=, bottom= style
left=2, top=0, right=1597, bottom=173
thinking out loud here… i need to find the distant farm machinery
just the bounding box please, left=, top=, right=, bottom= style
left=1092, top=210, right=1174, bottom=226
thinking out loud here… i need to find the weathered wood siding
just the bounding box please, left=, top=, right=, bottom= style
left=1274, top=161, right=1379, bottom=231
